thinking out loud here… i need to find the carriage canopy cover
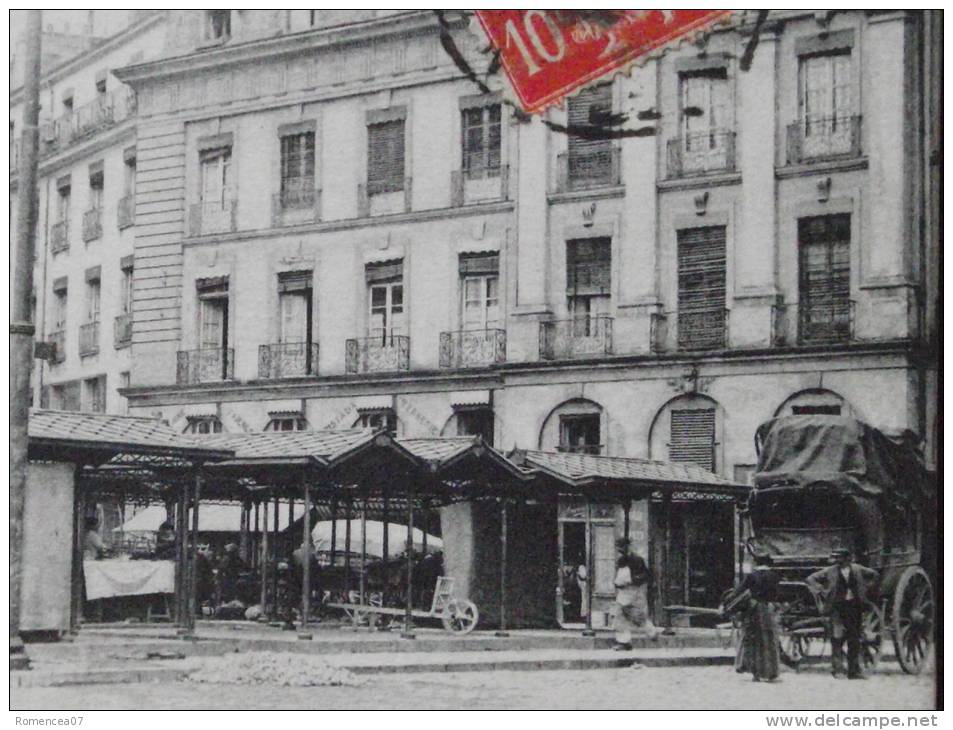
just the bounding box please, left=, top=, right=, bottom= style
left=754, top=416, right=930, bottom=508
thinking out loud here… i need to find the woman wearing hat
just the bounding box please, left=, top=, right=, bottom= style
left=612, top=538, right=656, bottom=650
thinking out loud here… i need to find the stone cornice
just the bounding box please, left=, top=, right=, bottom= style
left=114, top=10, right=467, bottom=88
left=10, top=12, right=165, bottom=104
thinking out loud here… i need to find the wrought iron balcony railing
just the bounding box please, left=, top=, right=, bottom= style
left=50, top=221, right=69, bottom=254
left=450, top=165, right=509, bottom=206
left=49, top=330, right=66, bottom=363
left=176, top=348, right=235, bottom=384
left=271, top=180, right=321, bottom=226
left=357, top=179, right=412, bottom=217
left=786, top=115, right=862, bottom=165
left=82, top=208, right=102, bottom=242
left=79, top=321, right=100, bottom=357
left=439, top=329, right=506, bottom=369
left=772, top=300, right=855, bottom=347
left=189, top=199, right=237, bottom=236
left=258, top=342, right=319, bottom=379
left=117, top=195, right=134, bottom=229
left=556, top=444, right=604, bottom=455
left=39, top=88, right=137, bottom=157
left=666, top=131, right=736, bottom=178
left=114, top=313, right=132, bottom=349
left=539, top=315, right=613, bottom=360
left=556, top=147, right=621, bottom=193
left=345, top=335, right=410, bottom=374
left=675, top=308, right=730, bottom=352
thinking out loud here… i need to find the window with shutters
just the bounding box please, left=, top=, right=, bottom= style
left=462, top=104, right=501, bottom=180
left=669, top=408, right=716, bottom=472
left=85, top=276, right=101, bottom=324
left=278, top=272, right=312, bottom=346
left=57, top=185, right=71, bottom=224
left=567, top=238, right=610, bottom=336
left=52, top=381, right=81, bottom=412
left=83, top=375, right=106, bottom=413
left=88, top=169, right=104, bottom=212
left=798, top=214, right=852, bottom=344
left=185, top=416, right=223, bottom=434
left=462, top=273, right=499, bottom=331
left=798, top=52, right=854, bottom=158
left=367, top=119, right=405, bottom=195
left=197, top=279, right=229, bottom=353
left=559, top=414, right=602, bottom=455
left=678, top=69, right=732, bottom=174
left=53, top=287, right=68, bottom=332
left=566, top=84, right=615, bottom=189
left=279, top=132, right=315, bottom=207
left=200, top=147, right=232, bottom=209
left=120, top=266, right=133, bottom=315
left=676, top=226, right=727, bottom=351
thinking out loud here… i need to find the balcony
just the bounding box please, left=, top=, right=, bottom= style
left=345, top=335, right=410, bottom=374
left=650, top=309, right=730, bottom=353
left=79, top=321, right=100, bottom=357
left=666, top=131, right=736, bottom=178
left=271, top=179, right=320, bottom=226
left=189, top=200, right=237, bottom=236
left=451, top=165, right=509, bottom=206
left=555, top=147, right=620, bottom=194
left=50, top=221, right=69, bottom=254
left=540, top=315, right=613, bottom=360
left=82, top=208, right=102, bottom=242
left=258, top=342, right=319, bottom=379
left=772, top=300, right=855, bottom=347
left=439, top=329, right=506, bottom=369
left=786, top=115, right=862, bottom=165
left=49, top=330, right=66, bottom=364
left=114, top=313, right=132, bottom=349
left=358, top=179, right=412, bottom=217
left=39, top=88, right=137, bottom=158
left=176, top=348, right=235, bottom=384
left=117, top=195, right=134, bottom=229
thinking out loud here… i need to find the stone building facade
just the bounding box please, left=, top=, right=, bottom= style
left=16, top=10, right=938, bottom=627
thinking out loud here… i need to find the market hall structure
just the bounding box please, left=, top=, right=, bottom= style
left=19, top=409, right=748, bottom=640
left=11, top=11, right=939, bottom=636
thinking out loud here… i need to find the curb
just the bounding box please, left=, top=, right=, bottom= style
left=12, top=667, right=189, bottom=689
left=346, top=654, right=734, bottom=675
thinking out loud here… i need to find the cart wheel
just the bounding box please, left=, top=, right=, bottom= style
left=892, top=567, right=935, bottom=675
left=441, top=598, right=479, bottom=635
left=861, top=600, right=885, bottom=671
left=779, top=632, right=805, bottom=670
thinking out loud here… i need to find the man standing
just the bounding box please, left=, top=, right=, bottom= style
left=806, top=548, right=879, bottom=679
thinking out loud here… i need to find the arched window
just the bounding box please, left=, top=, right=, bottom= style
left=649, top=394, right=723, bottom=473
left=538, top=398, right=605, bottom=455
left=774, top=388, right=853, bottom=418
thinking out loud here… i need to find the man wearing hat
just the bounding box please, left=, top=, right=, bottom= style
left=806, top=548, right=879, bottom=678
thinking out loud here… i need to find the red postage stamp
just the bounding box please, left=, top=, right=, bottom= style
left=474, top=10, right=734, bottom=114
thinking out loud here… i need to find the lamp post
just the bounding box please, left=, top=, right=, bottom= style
left=10, top=9, right=42, bottom=671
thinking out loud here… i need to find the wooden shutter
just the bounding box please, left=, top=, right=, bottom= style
left=567, top=84, right=612, bottom=182
left=567, top=238, right=611, bottom=295
left=365, top=260, right=403, bottom=283
left=367, top=120, right=405, bottom=194
left=677, top=226, right=726, bottom=348
left=669, top=408, right=716, bottom=471
left=459, top=253, right=499, bottom=276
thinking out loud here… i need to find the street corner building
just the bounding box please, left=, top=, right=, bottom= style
left=10, top=10, right=940, bottom=632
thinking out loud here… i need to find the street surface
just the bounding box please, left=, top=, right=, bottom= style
left=13, top=664, right=937, bottom=711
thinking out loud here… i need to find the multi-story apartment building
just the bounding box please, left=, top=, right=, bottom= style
left=11, top=12, right=167, bottom=416
left=16, top=9, right=935, bottom=628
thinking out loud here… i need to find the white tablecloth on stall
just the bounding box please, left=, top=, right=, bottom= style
left=84, top=559, right=175, bottom=600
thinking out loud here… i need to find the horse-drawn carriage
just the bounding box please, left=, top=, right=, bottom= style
left=745, top=415, right=936, bottom=674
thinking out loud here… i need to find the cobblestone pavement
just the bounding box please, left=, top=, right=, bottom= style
left=12, top=664, right=937, bottom=711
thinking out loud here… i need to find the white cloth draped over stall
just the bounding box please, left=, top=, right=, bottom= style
left=311, top=520, right=442, bottom=559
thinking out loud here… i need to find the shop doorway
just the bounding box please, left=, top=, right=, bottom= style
left=557, top=502, right=616, bottom=629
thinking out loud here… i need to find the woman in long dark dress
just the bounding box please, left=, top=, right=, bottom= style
left=725, top=553, right=781, bottom=681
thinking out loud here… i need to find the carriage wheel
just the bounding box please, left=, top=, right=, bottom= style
left=861, top=600, right=885, bottom=671
left=892, top=567, right=935, bottom=674
left=441, top=599, right=479, bottom=635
